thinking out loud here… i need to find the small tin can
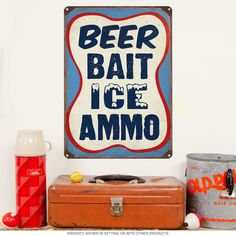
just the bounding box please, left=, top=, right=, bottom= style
left=187, top=153, right=236, bottom=229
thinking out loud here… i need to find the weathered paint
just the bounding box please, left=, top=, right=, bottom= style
left=64, top=7, right=172, bottom=158
left=187, top=153, right=236, bottom=229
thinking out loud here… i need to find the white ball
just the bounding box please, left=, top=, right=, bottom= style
left=184, top=213, right=201, bottom=230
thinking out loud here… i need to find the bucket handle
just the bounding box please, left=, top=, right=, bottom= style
left=226, top=169, right=234, bottom=196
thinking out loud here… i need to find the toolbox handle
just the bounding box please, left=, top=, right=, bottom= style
left=89, top=174, right=145, bottom=184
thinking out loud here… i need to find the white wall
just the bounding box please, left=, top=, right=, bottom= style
left=1, top=0, right=236, bottom=217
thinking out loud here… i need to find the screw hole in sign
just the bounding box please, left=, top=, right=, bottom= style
left=66, top=8, right=69, bottom=11
left=168, top=8, right=171, bottom=11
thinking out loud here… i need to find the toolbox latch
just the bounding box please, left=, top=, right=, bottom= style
left=111, top=197, right=123, bottom=216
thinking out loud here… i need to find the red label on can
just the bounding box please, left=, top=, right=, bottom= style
left=187, top=169, right=236, bottom=194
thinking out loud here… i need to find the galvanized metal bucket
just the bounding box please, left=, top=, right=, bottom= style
left=186, top=153, right=236, bottom=229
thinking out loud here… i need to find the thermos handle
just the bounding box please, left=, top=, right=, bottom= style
left=89, top=174, right=145, bottom=184
left=226, top=169, right=234, bottom=196
left=45, top=141, right=52, bottom=151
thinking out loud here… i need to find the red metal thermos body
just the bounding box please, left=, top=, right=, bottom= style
left=15, top=130, right=50, bottom=228
left=16, top=155, right=46, bottom=227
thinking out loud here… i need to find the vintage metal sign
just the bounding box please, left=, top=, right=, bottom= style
left=65, top=7, right=172, bottom=158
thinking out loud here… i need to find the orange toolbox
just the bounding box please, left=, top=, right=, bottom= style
left=48, top=175, right=185, bottom=229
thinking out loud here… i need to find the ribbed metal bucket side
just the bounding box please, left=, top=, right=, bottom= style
left=186, top=153, right=236, bottom=229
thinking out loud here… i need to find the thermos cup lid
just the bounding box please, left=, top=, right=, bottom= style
left=15, top=129, right=46, bottom=156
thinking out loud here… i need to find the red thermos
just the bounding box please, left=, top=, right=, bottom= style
left=15, top=130, right=51, bottom=228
